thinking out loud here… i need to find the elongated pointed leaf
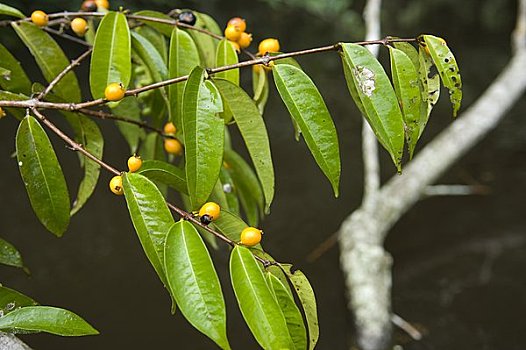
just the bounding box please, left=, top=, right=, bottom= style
left=183, top=67, right=224, bottom=209
left=165, top=221, right=230, bottom=349
left=422, top=35, right=462, bottom=117
left=214, top=79, right=274, bottom=211
left=169, top=27, right=200, bottom=129
left=417, top=46, right=440, bottom=137
left=135, top=26, right=168, bottom=63
left=252, top=65, right=269, bottom=114
left=215, top=39, right=239, bottom=85
left=393, top=42, right=420, bottom=69
left=122, top=173, right=175, bottom=288
left=389, top=47, right=423, bottom=159
left=0, top=238, right=24, bottom=269
left=223, top=149, right=263, bottom=226
left=0, top=287, right=38, bottom=315
left=134, top=10, right=174, bottom=37
left=267, top=272, right=308, bottom=350
left=219, top=167, right=240, bottom=215
left=0, top=3, right=24, bottom=18
left=12, top=22, right=81, bottom=102
left=340, top=43, right=405, bottom=170
left=90, top=12, right=131, bottom=99
left=137, top=160, right=187, bottom=194
left=189, top=12, right=221, bottom=68
left=16, top=116, right=70, bottom=236
left=230, top=246, right=294, bottom=349
left=281, top=264, right=319, bottom=350
left=273, top=64, right=341, bottom=194
left=112, top=96, right=145, bottom=154
left=211, top=209, right=248, bottom=242
left=0, top=306, right=98, bottom=336
left=0, top=43, right=31, bottom=94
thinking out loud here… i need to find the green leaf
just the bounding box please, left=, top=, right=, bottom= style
left=0, top=287, right=38, bottom=315
left=389, top=47, right=423, bottom=159
left=0, top=3, right=25, bottom=18
left=281, top=264, right=319, bottom=350
left=68, top=115, right=103, bottom=215
left=112, top=96, right=145, bottom=154
left=0, top=306, right=98, bottom=336
left=165, top=221, right=230, bottom=349
left=422, top=35, right=462, bottom=117
left=252, top=65, right=269, bottom=114
left=230, top=246, right=294, bottom=349
left=393, top=42, right=420, bottom=69
left=267, top=272, right=308, bottom=350
left=135, top=26, right=168, bottom=64
left=0, top=90, right=27, bottom=120
left=137, top=160, right=187, bottom=194
left=122, top=173, right=175, bottom=289
left=417, top=46, right=440, bottom=136
left=90, top=12, right=131, bottom=99
left=0, top=238, right=24, bottom=269
left=210, top=177, right=230, bottom=211
left=134, top=10, right=174, bottom=37
left=215, top=39, right=239, bottom=85
left=12, top=22, right=81, bottom=102
left=223, top=149, right=263, bottom=226
left=0, top=43, right=31, bottom=94
left=340, top=43, right=405, bottom=171
left=189, top=12, right=221, bottom=68
left=219, top=167, right=240, bottom=215
left=214, top=79, right=274, bottom=211
left=169, top=27, right=200, bottom=129
left=211, top=209, right=248, bottom=242
left=273, top=64, right=341, bottom=194
left=16, top=116, right=70, bottom=236
left=182, top=67, right=224, bottom=209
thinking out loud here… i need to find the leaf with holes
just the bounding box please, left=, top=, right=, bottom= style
left=417, top=45, right=441, bottom=137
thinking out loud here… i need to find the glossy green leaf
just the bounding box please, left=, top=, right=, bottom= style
left=219, top=167, right=240, bottom=214
left=90, top=12, right=131, bottom=99
left=0, top=238, right=24, bottom=269
left=0, top=287, right=38, bottom=315
left=211, top=209, right=248, bottom=242
left=112, top=96, right=145, bottom=154
left=418, top=46, right=440, bottom=136
left=393, top=42, right=420, bottom=69
left=267, top=272, right=308, bottom=350
left=137, top=160, right=187, bottom=194
left=273, top=64, right=341, bottom=194
left=422, top=35, right=462, bottom=117
left=135, top=26, right=168, bottom=63
left=122, top=173, right=175, bottom=288
left=389, top=47, right=423, bottom=159
left=16, top=116, right=70, bottom=236
left=0, top=306, right=98, bottom=336
left=215, top=39, right=239, bottom=85
left=230, top=246, right=294, bottom=349
left=282, top=264, right=319, bottom=350
left=0, top=43, right=31, bottom=94
left=134, top=10, right=174, bottom=37
left=189, top=12, right=221, bottom=68
left=210, top=177, right=230, bottom=211
left=12, top=22, right=81, bottom=102
left=340, top=43, right=405, bottom=171
left=0, top=3, right=24, bottom=18
left=182, top=67, right=224, bottom=209
left=169, top=27, right=200, bottom=129
left=252, top=65, right=269, bottom=114
left=223, top=149, right=263, bottom=226
left=0, top=90, right=27, bottom=120
left=165, top=221, right=230, bottom=349
left=214, top=79, right=274, bottom=211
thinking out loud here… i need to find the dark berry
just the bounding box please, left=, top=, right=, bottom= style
left=81, top=0, right=97, bottom=12
left=178, top=11, right=197, bottom=26
left=200, top=214, right=212, bottom=225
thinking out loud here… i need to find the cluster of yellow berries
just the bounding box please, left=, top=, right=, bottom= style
left=198, top=202, right=263, bottom=246
left=163, top=122, right=183, bottom=156
left=109, top=155, right=143, bottom=195
left=223, top=17, right=252, bottom=52
left=31, top=1, right=108, bottom=31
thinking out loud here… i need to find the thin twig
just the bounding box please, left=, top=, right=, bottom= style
left=43, top=27, right=92, bottom=47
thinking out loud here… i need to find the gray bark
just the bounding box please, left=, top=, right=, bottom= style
left=0, top=332, right=32, bottom=350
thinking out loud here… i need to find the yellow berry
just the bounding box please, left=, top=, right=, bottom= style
left=95, top=0, right=110, bottom=9
left=227, top=17, right=246, bottom=32
left=258, top=38, right=280, bottom=56
left=31, top=10, right=48, bottom=27
left=0, top=107, right=6, bottom=119
left=229, top=40, right=240, bottom=53
left=104, top=83, right=125, bottom=101
left=163, top=122, right=177, bottom=134
left=109, top=175, right=124, bottom=195
left=71, top=17, right=88, bottom=36
left=164, top=138, right=183, bottom=155
left=127, top=155, right=142, bottom=173
left=238, top=32, right=252, bottom=49
left=198, top=202, right=221, bottom=224
left=224, top=25, right=242, bottom=41
left=240, top=227, right=262, bottom=246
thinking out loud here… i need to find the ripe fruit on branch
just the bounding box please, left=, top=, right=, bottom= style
left=227, top=17, right=246, bottom=32
left=109, top=175, right=124, bottom=195
left=258, top=38, right=280, bottom=56
left=240, top=227, right=262, bottom=246
left=95, top=0, right=110, bottom=10
left=198, top=202, right=221, bottom=225
left=224, top=25, right=242, bottom=41
left=163, top=122, right=177, bottom=135
left=127, top=155, right=142, bottom=173
left=104, top=83, right=125, bottom=101
left=164, top=138, right=183, bottom=155
left=71, top=18, right=88, bottom=36
left=238, top=32, right=252, bottom=49
left=31, top=11, right=48, bottom=27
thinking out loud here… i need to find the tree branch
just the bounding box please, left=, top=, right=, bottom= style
left=0, top=332, right=32, bottom=350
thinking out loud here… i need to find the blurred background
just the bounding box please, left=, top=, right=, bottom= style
left=1, top=0, right=525, bottom=349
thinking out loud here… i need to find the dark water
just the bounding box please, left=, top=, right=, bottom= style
left=1, top=0, right=525, bottom=349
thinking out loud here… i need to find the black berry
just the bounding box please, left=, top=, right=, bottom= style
left=200, top=214, right=212, bottom=225
left=178, top=11, right=197, bottom=26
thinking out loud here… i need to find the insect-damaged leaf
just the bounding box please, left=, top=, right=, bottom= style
left=421, top=35, right=462, bottom=117
left=340, top=43, right=405, bottom=171
left=418, top=45, right=441, bottom=136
